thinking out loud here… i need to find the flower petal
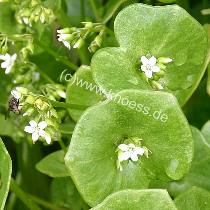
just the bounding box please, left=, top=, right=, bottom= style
left=130, top=153, right=138, bottom=161
left=118, top=144, right=128, bottom=151
left=118, top=151, right=130, bottom=161
left=135, top=147, right=145, bottom=156
left=45, top=134, right=51, bottom=144
left=5, top=65, right=12, bottom=74
left=151, top=65, right=160, bottom=73
left=141, top=56, right=149, bottom=65
left=11, top=53, right=17, bottom=61
left=24, top=126, right=35, bottom=133
left=29, top=120, right=37, bottom=128
left=144, top=70, right=153, bottom=78
left=11, top=90, right=21, bottom=99
left=0, top=54, right=6, bottom=60
left=148, top=56, right=157, bottom=66
left=1, top=61, right=9, bottom=69
left=63, top=41, right=71, bottom=50
left=32, top=131, right=39, bottom=142
left=38, top=129, right=46, bottom=137
left=38, top=121, right=47, bottom=129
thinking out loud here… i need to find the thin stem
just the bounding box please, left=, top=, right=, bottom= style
left=50, top=100, right=88, bottom=110
left=89, top=0, right=101, bottom=21
left=36, top=67, right=55, bottom=84
left=103, top=0, right=127, bottom=24
left=80, top=0, right=85, bottom=21
left=58, top=138, right=67, bottom=152
left=35, top=39, right=78, bottom=71
left=28, top=194, right=69, bottom=210
left=10, top=178, right=41, bottom=210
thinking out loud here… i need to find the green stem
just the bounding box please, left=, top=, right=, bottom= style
left=50, top=100, right=88, bottom=110
left=58, top=138, right=67, bottom=152
left=102, top=0, right=127, bottom=24
left=28, top=194, right=69, bottom=210
left=35, top=39, right=78, bottom=71
left=10, top=178, right=41, bottom=210
left=89, top=0, right=101, bottom=21
left=36, top=67, right=55, bottom=84
left=80, top=0, right=85, bottom=21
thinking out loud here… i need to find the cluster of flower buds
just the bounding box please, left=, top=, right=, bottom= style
left=11, top=86, right=61, bottom=144
left=14, top=0, right=55, bottom=27
left=57, top=22, right=105, bottom=52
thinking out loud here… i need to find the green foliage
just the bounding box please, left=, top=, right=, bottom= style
left=92, top=4, right=208, bottom=106
left=175, top=187, right=210, bottom=210
left=36, top=150, right=69, bottom=177
left=51, top=177, right=87, bottom=210
left=0, top=1, right=210, bottom=209
left=66, top=65, right=104, bottom=121
left=65, top=90, right=193, bottom=206
left=91, top=189, right=177, bottom=210
left=0, top=139, right=12, bottom=210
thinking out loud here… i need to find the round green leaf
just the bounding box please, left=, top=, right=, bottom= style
left=0, top=138, right=12, bottom=210
left=175, top=187, right=210, bottom=210
left=91, top=189, right=177, bottom=210
left=66, top=65, right=104, bottom=121
left=92, top=4, right=208, bottom=106
left=65, top=89, right=193, bottom=206
left=168, top=126, right=210, bottom=196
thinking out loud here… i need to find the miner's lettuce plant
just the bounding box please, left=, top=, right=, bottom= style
left=0, top=1, right=210, bottom=210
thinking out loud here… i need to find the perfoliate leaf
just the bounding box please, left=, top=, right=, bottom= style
left=65, top=89, right=193, bottom=206
left=91, top=189, right=177, bottom=210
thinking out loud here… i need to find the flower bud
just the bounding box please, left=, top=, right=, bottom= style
left=158, top=57, right=173, bottom=64
left=16, top=87, right=28, bottom=95
left=151, top=81, right=164, bottom=90
left=73, top=38, right=84, bottom=49
left=25, top=95, right=35, bottom=104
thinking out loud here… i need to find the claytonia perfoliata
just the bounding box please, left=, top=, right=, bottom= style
left=24, top=120, right=51, bottom=144
left=140, top=56, right=160, bottom=78
left=0, top=53, right=17, bottom=74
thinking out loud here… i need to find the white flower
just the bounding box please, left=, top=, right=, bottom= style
left=57, top=30, right=71, bottom=50
left=140, top=56, right=160, bottom=78
left=118, top=143, right=145, bottom=162
left=11, top=88, right=21, bottom=100
left=0, top=53, right=17, bottom=74
left=11, top=87, right=28, bottom=100
left=24, top=120, right=51, bottom=144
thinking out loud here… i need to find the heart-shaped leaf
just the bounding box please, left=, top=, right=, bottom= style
left=91, top=189, right=177, bottom=210
left=175, top=187, right=210, bottom=210
left=92, top=4, right=208, bottom=106
left=66, top=65, right=104, bottom=121
left=36, top=150, right=69, bottom=178
left=0, top=138, right=12, bottom=210
left=65, top=89, right=193, bottom=206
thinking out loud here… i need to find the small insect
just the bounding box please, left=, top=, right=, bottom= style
left=5, top=96, right=21, bottom=119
